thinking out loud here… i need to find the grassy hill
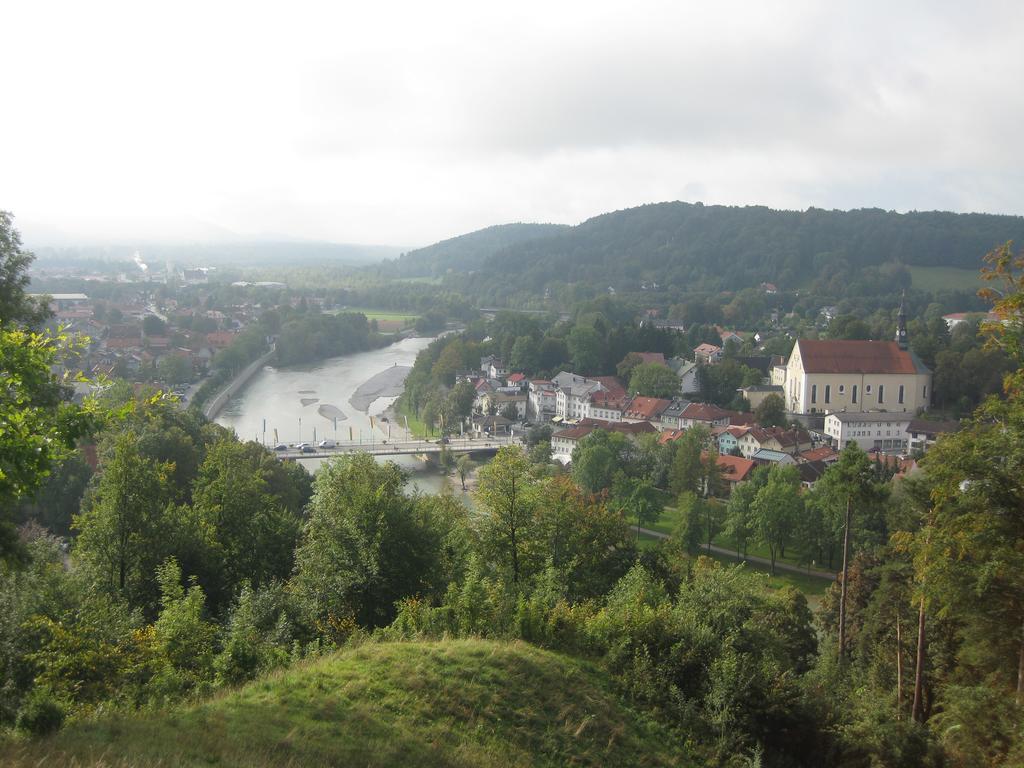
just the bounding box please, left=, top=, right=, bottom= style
left=2, top=640, right=692, bottom=768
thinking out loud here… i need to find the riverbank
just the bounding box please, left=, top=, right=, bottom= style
left=203, top=346, right=276, bottom=421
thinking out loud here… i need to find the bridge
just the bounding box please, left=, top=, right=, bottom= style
left=273, top=436, right=518, bottom=460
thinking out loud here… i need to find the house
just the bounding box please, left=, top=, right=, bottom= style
left=630, top=352, right=667, bottom=367
left=736, top=426, right=811, bottom=458
left=716, top=425, right=748, bottom=455
left=751, top=448, right=797, bottom=466
left=480, top=356, right=509, bottom=380
left=658, top=398, right=691, bottom=431
left=588, top=391, right=627, bottom=422
left=552, top=372, right=604, bottom=420
left=694, top=343, right=723, bottom=365
left=668, top=357, right=699, bottom=394
left=797, top=460, right=830, bottom=488
left=623, top=396, right=672, bottom=423
left=506, top=372, right=527, bottom=388
left=528, top=379, right=557, bottom=419
left=719, top=331, right=744, bottom=348
left=206, top=331, right=237, bottom=349
left=905, top=419, right=960, bottom=453
left=761, top=282, right=778, bottom=294
left=824, top=411, right=913, bottom=453
left=713, top=453, right=757, bottom=495
left=738, top=384, right=784, bottom=410
left=782, top=300, right=931, bottom=415
left=551, top=418, right=658, bottom=463
left=590, top=376, right=627, bottom=398
left=483, top=392, right=527, bottom=420
left=942, top=312, right=1002, bottom=330
left=658, top=429, right=686, bottom=445
left=799, top=446, right=839, bottom=464
left=678, top=402, right=731, bottom=430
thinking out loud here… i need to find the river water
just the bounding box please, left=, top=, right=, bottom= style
left=215, top=336, right=453, bottom=495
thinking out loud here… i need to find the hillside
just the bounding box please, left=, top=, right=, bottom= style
left=391, top=222, right=570, bottom=276
left=446, top=202, right=1024, bottom=301
left=2, top=640, right=692, bottom=768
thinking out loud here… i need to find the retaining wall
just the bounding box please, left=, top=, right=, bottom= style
left=203, top=346, right=276, bottom=421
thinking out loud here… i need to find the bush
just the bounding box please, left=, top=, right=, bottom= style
left=16, top=687, right=65, bottom=736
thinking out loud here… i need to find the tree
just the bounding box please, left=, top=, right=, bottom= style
left=567, top=326, right=604, bottom=374
left=724, top=473, right=765, bottom=560
left=1, top=327, right=96, bottom=560
left=628, top=363, right=679, bottom=398
left=572, top=430, right=631, bottom=495
left=157, top=354, right=192, bottom=385
left=475, top=446, right=539, bottom=586
left=499, top=401, right=520, bottom=423
left=612, top=475, right=661, bottom=541
left=750, top=464, right=803, bottom=575
left=510, top=335, right=540, bottom=373
left=143, top=315, right=167, bottom=337
left=291, top=455, right=451, bottom=630
left=754, top=393, right=787, bottom=428
left=455, top=454, right=475, bottom=491
left=73, top=432, right=175, bottom=611
left=0, top=211, right=50, bottom=328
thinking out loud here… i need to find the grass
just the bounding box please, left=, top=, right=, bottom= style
left=338, top=307, right=421, bottom=322
left=2, top=640, right=693, bottom=768
left=908, top=265, right=986, bottom=293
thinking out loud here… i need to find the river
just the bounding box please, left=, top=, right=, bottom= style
left=215, top=335, right=454, bottom=495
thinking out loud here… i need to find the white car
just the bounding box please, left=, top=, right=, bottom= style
left=318, top=439, right=337, bottom=449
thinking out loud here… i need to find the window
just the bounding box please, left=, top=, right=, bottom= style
left=878, top=385, right=884, bottom=404
left=852, top=385, right=858, bottom=403
left=811, top=384, right=817, bottom=404
left=825, top=385, right=831, bottom=404
left=866, top=384, right=872, bottom=394
left=923, top=385, right=928, bottom=399
left=839, top=385, right=845, bottom=394
left=898, top=385, right=905, bottom=405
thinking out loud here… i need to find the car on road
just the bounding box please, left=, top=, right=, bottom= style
left=318, top=439, right=337, bottom=449
left=301, top=444, right=317, bottom=454
left=274, top=443, right=288, bottom=451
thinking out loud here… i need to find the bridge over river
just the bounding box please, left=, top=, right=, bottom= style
left=273, top=436, right=518, bottom=460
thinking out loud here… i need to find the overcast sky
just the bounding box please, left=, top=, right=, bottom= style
left=2, top=1, right=1022, bottom=248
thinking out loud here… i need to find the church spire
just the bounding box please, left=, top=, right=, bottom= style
left=896, top=290, right=908, bottom=350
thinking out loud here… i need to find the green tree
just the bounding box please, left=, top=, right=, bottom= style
left=73, top=432, right=176, bottom=610
left=627, top=362, right=679, bottom=398
left=152, top=558, right=217, bottom=692
left=455, top=454, right=475, bottom=491
left=754, top=393, right=787, bottom=428
left=0, top=211, right=50, bottom=328
left=567, top=326, right=604, bottom=374
left=750, top=464, right=803, bottom=575
left=143, top=315, right=167, bottom=336
left=572, top=430, right=631, bottom=495
left=475, top=446, right=539, bottom=586
left=509, top=335, right=540, bottom=373
left=291, top=455, right=451, bottom=630
left=157, top=354, right=192, bottom=385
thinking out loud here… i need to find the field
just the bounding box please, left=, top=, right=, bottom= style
left=330, top=307, right=421, bottom=323
left=2, top=640, right=693, bottom=768
left=908, top=265, right=986, bottom=292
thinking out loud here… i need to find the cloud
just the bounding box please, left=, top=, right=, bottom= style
left=1, top=0, right=1022, bottom=246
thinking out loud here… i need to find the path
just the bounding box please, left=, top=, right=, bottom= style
left=635, top=526, right=836, bottom=581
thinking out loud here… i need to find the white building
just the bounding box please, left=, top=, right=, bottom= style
left=824, top=412, right=912, bottom=453
left=780, top=300, right=931, bottom=415
left=552, top=371, right=604, bottom=420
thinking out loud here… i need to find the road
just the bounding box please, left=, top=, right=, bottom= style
left=635, top=526, right=836, bottom=581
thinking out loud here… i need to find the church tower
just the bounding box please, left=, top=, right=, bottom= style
left=895, top=290, right=908, bottom=350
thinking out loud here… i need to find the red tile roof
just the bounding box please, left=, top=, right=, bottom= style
left=625, top=396, right=672, bottom=420
left=796, top=339, right=921, bottom=375
left=681, top=402, right=729, bottom=422
left=659, top=429, right=686, bottom=445
left=632, top=352, right=667, bottom=367
left=707, top=452, right=756, bottom=483
left=206, top=331, right=237, bottom=348
left=507, top=372, right=526, bottom=383
left=591, top=376, right=627, bottom=396
left=694, top=343, right=721, bottom=354
left=800, top=446, right=839, bottom=463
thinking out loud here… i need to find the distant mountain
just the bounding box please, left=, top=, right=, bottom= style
left=449, top=202, right=1024, bottom=301
left=30, top=240, right=405, bottom=268
left=390, top=222, right=570, bottom=276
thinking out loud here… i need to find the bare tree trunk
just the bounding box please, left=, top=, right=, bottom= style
left=1017, top=615, right=1024, bottom=706
left=838, top=495, right=852, bottom=659
left=912, top=596, right=927, bottom=723
left=896, top=609, right=903, bottom=718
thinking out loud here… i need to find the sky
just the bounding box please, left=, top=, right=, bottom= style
left=2, top=1, right=1023, bottom=248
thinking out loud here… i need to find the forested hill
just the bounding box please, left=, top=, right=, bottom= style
left=389, top=222, right=569, bottom=276
left=450, top=202, right=1024, bottom=300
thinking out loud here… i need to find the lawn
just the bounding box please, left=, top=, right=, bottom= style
left=908, top=265, right=986, bottom=293
left=331, top=307, right=421, bottom=323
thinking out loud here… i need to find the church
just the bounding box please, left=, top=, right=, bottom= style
left=778, top=298, right=932, bottom=415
